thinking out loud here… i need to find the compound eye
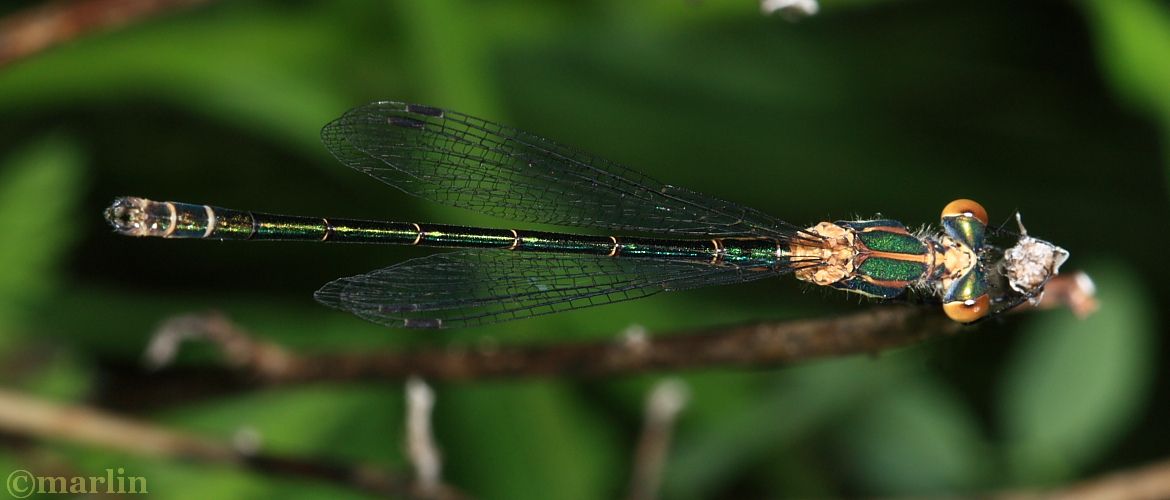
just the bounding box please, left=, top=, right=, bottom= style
left=943, top=294, right=991, bottom=323
left=942, top=199, right=989, bottom=225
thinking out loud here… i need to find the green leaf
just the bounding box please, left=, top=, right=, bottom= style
left=21, top=349, right=93, bottom=403
left=665, top=356, right=914, bottom=499
left=437, top=382, right=621, bottom=500
left=1081, top=0, right=1170, bottom=116
left=834, top=379, right=991, bottom=494
left=0, top=136, right=84, bottom=334
left=0, top=3, right=357, bottom=154
left=999, top=261, right=1155, bottom=483
left=131, top=385, right=406, bottom=498
left=160, top=386, right=405, bottom=463
left=1080, top=0, right=1170, bottom=187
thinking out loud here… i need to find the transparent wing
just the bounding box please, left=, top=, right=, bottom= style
left=321, top=101, right=809, bottom=240
left=314, top=251, right=786, bottom=328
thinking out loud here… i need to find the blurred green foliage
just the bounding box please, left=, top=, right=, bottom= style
left=0, top=0, right=1166, bottom=498
left=1000, top=263, right=1154, bottom=483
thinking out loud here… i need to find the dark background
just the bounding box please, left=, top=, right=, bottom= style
left=0, top=0, right=1165, bottom=498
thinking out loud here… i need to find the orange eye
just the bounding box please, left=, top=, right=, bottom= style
left=942, top=199, right=989, bottom=225
left=943, top=295, right=991, bottom=323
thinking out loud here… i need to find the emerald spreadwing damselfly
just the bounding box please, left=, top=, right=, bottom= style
left=105, top=102, right=1069, bottom=328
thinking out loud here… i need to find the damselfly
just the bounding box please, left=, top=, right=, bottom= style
left=105, top=102, right=1069, bottom=328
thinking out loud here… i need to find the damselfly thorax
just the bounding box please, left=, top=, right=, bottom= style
left=105, top=102, right=1068, bottom=328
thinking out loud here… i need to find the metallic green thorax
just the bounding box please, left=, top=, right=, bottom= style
left=827, top=220, right=932, bottom=299
left=857, top=258, right=927, bottom=283
left=851, top=220, right=927, bottom=255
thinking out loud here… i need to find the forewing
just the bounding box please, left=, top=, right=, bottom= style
left=321, top=101, right=805, bottom=239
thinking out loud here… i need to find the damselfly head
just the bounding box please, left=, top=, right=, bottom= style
left=937, top=199, right=993, bottom=322
left=936, top=200, right=1069, bottom=322
left=941, top=199, right=989, bottom=226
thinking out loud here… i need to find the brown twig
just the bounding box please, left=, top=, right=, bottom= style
left=1029, top=270, right=1098, bottom=319
left=146, top=271, right=1093, bottom=384
left=0, top=388, right=464, bottom=499
left=988, top=458, right=1170, bottom=500
left=0, top=0, right=214, bottom=68
left=626, top=379, right=689, bottom=500
left=150, top=305, right=962, bottom=383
